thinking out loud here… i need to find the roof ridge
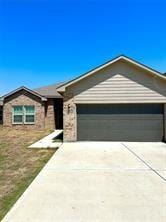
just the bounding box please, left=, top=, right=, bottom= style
left=34, top=81, right=66, bottom=90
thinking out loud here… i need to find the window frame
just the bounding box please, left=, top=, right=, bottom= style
left=12, top=105, right=35, bottom=125
left=12, top=106, right=24, bottom=124
left=24, top=106, right=35, bottom=124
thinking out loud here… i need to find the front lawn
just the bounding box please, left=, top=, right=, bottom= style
left=0, top=127, right=55, bottom=220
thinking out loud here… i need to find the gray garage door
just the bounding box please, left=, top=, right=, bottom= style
left=77, top=104, right=164, bottom=141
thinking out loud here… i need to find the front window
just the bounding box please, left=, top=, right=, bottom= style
left=12, top=106, right=35, bottom=124
left=13, top=106, right=23, bottom=124
left=24, top=106, right=35, bottom=124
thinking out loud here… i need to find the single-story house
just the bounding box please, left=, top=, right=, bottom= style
left=0, top=83, right=64, bottom=130
left=0, top=55, right=166, bottom=142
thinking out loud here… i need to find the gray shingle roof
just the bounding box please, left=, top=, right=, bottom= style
left=34, top=82, right=65, bottom=98
left=0, top=86, right=47, bottom=102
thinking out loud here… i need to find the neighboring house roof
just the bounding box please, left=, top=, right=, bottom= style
left=57, top=55, right=166, bottom=92
left=1, top=86, right=47, bottom=102
left=34, top=82, right=65, bottom=98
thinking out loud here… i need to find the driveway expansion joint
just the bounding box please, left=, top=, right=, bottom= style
left=121, top=142, right=166, bottom=182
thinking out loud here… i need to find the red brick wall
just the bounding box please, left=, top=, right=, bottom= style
left=45, top=99, right=55, bottom=130
left=3, top=90, right=45, bottom=130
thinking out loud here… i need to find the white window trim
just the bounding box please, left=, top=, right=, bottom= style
left=12, top=106, right=35, bottom=125
left=24, top=106, right=36, bottom=125
left=12, top=106, right=23, bottom=125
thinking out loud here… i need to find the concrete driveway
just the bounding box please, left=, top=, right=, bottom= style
left=2, top=142, right=166, bottom=222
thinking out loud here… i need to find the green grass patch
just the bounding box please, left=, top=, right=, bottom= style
left=0, top=128, right=55, bottom=220
left=0, top=157, right=51, bottom=220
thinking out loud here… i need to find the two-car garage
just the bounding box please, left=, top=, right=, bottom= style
left=58, top=55, right=166, bottom=142
left=77, top=104, right=164, bottom=142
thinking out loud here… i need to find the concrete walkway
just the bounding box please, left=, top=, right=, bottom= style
left=2, top=142, right=166, bottom=222
left=29, top=130, right=63, bottom=148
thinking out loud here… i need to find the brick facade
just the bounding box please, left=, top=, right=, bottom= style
left=45, top=99, right=55, bottom=130
left=63, top=91, right=77, bottom=141
left=3, top=90, right=45, bottom=130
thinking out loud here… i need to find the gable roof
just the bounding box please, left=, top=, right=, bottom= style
left=34, top=82, right=65, bottom=98
left=1, top=86, right=47, bottom=101
left=57, top=55, right=166, bottom=92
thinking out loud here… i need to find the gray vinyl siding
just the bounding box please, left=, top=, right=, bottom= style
left=69, top=60, right=166, bottom=104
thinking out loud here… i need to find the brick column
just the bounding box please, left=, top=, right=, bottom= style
left=63, top=92, right=77, bottom=142
left=45, top=99, right=55, bottom=130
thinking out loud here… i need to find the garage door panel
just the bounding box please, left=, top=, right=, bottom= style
left=79, top=114, right=162, bottom=120
left=78, top=130, right=162, bottom=141
left=77, top=104, right=163, bottom=141
left=78, top=119, right=163, bottom=131
left=77, top=104, right=163, bottom=114
left=78, top=115, right=163, bottom=122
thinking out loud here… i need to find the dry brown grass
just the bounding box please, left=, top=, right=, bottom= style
left=0, top=126, right=55, bottom=220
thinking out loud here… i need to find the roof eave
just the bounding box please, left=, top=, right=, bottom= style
left=2, top=86, right=47, bottom=101
left=57, top=55, right=166, bottom=92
